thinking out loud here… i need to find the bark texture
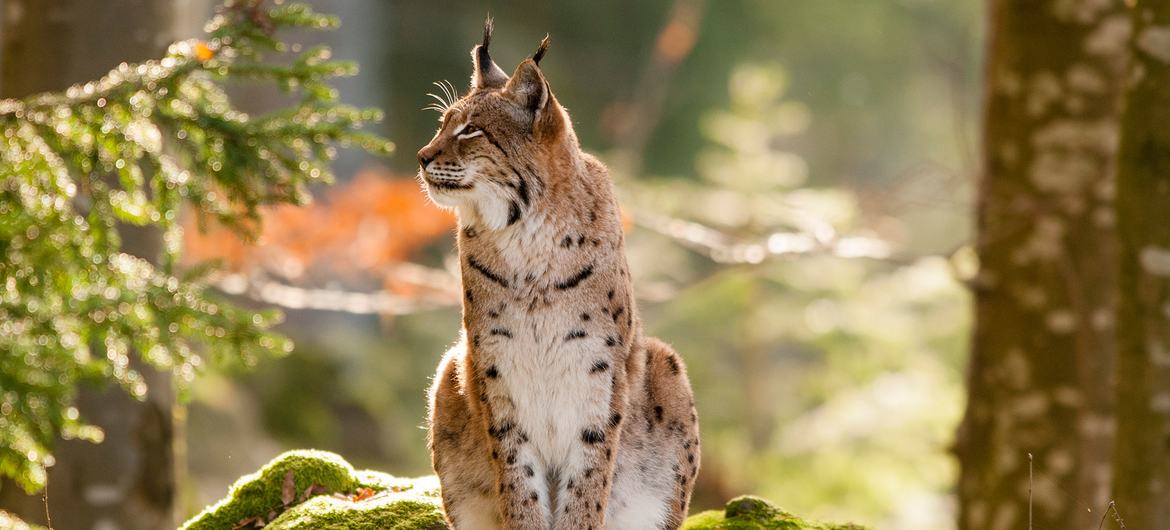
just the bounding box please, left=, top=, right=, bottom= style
left=956, top=1, right=1130, bottom=529
left=0, top=1, right=178, bottom=528
left=1112, top=1, right=1170, bottom=526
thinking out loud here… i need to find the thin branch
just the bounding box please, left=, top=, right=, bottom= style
left=213, top=272, right=457, bottom=314
left=208, top=205, right=959, bottom=316
left=1096, top=501, right=1126, bottom=530
left=43, top=474, right=51, bottom=530
left=634, top=211, right=897, bottom=264
left=609, top=0, right=707, bottom=177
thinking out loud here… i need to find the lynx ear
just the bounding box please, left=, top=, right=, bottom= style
left=505, top=59, right=549, bottom=114
left=471, top=17, right=508, bottom=90
left=506, top=35, right=553, bottom=111
left=505, top=36, right=563, bottom=138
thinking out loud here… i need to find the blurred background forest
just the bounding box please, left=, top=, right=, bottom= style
left=178, top=2, right=980, bottom=528
left=0, top=1, right=984, bottom=528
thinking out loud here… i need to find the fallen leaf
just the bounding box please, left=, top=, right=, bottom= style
left=350, top=487, right=376, bottom=502
left=304, top=483, right=328, bottom=500
left=232, top=516, right=260, bottom=530
left=281, top=470, right=296, bottom=507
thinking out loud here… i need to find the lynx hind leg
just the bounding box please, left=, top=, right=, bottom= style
left=635, top=338, right=702, bottom=529
left=429, top=343, right=501, bottom=530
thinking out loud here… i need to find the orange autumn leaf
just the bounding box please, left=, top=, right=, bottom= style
left=349, top=487, right=376, bottom=502
left=183, top=168, right=455, bottom=279
left=193, top=41, right=215, bottom=62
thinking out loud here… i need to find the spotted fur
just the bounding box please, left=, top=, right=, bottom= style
left=423, top=19, right=700, bottom=530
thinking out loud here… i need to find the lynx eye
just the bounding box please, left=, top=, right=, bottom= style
left=457, top=123, right=483, bottom=139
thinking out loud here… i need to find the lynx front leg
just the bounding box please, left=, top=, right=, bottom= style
left=486, top=416, right=553, bottom=529
left=429, top=345, right=502, bottom=530
left=554, top=434, right=618, bottom=530
left=553, top=380, right=626, bottom=530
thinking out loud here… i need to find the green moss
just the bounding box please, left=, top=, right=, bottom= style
left=267, top=486, right=444, bottom=528
left=181, top=450, right=364, bottom=530
left=682, top=496, right=866, bottom=530
left=352, top=469, right=437, bottom=494
left=182, top=450, right=447, bottom=529
left=185, top=451, right=859, bottom=530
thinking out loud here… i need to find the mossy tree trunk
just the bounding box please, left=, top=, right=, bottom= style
left=0, top=1, right=178, bottom=528
left=1113, top=2, right=1170, bottom=526
left=956, top=1, right=1129, bottom=529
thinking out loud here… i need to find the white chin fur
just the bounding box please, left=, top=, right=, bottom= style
left=421, top=167, right=514, bottom=232
left=470, top=187, right=513, bottom=231
left=424, top=185, right=462, bottom=209
left=425, top=186, right=510, bottom=232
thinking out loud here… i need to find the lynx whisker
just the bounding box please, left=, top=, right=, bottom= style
left=433, top=83, right=450, bottom=106
left=425, top=93, right=450, bottom=114
left=436, top=80, right=454, bottom=104
left=443, top=79, right=460, bottom=104
left=428, top=80, right=461, bottom=112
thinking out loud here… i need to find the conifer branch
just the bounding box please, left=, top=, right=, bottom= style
left=0, top=0, right=391, bottom=493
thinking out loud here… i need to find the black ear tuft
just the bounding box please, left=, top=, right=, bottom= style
left=476, top=16, right=494, bottom=75
left=472, top=15, right=508, bottom=89
left=532, top=34, right=551, bottom=66
left=482, top=16, right=493, bottom=50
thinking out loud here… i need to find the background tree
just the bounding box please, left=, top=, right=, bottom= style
left=956, top=1, right=1129, bottom=529
left=0, top=1, right=388, bottom=526
left=0, top=2, right=179, bottom=526
left=1113, top=1, right=1170, bottom=526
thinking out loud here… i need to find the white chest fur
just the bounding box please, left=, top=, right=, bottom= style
left=484, top=304, right=614, bottom=469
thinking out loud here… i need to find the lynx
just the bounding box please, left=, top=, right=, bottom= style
left=421, top=19, right=700, bottom=530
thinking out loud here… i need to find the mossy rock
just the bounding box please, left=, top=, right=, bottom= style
left=266, top=479, right=446, bottom=530
left=181, top=450, right=445, bottom=530
left=184, top=450, right=860, bottom=530
left=682, top=496, right=866, bottom=530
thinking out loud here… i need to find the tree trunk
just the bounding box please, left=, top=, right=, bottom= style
left=956, top=1, right=1129, bottom=529
left=0, top=1, right=178, bottom=528
left=1112, top=2, right=1170, bottom=526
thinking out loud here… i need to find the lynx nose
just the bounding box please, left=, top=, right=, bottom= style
left=417, top=144, right=441, bottom=169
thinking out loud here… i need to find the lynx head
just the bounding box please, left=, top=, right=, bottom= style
left=417, top=18, right=572, bottom=231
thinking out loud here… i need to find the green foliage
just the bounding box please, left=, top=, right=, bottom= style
left=0, top=0, right=391, bottom=493
left=181, top=450, right=444, bottom=530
